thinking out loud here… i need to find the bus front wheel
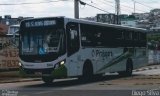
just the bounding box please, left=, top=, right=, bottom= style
left=42, top=76, right=54, bottom=84
left=79, top=61, right=93, bottom=82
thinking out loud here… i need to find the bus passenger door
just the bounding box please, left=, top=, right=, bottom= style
left=66, top=22, right=80, bottom=76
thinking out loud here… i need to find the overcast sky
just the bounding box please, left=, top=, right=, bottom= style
left=0, top=0, right=160, bottom=18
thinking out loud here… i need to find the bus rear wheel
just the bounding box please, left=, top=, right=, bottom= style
left=126, top=59, right=133, bottom=76
left=119, top=59, right=133, bottom=77
left=42, top=76, right=54, bottom=84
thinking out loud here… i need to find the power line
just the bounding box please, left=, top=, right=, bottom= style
left=102, top=0, right=114, bottom=4
left=79, top=0, right=110, bottom=13
left=133, top=0, right=154, bottom=9
left=93, top=0, right=132, bottom=13
left=98, top=0, right=114, bottom=8
left=90, top=1, right=114, bottom=12
left=149, top=0, right=159, bottom=3
left=121, top=3, right=147, bottom=13
left=0, top=0, right=69, bottom=5
left=82, top=0, right=151, bottom=15
left=102, top=0, right=148, bottom=13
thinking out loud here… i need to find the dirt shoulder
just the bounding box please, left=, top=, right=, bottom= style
left=0, top=71, right=41, bottom=83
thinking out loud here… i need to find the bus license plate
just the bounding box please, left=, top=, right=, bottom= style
left=35, top=72, right=42, bottom=75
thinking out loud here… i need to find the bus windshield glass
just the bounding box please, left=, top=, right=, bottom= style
left=21, top=29, right=63, bottom=55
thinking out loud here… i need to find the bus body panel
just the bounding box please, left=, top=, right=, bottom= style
left=132, top=48, right=148, bottom=69
left=19, top=53, right=67, bottom=69
left=66, top=47, right=148, bottom=77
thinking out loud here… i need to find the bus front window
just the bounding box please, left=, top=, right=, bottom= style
left=21, top=29, right=63, bottom=55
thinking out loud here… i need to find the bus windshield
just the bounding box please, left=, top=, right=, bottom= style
left=21, top=29, right=63, bottom=55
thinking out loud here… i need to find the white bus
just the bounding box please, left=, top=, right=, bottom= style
left=18, top=17, right=148, bottom=83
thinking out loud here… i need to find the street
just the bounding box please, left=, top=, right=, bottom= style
left=1, top=65, right=160, bottom=96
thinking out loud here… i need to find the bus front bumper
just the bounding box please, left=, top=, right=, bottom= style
left=19, top=65, right=67, bottom=78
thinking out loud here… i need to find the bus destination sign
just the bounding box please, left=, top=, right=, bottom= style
left=25, top=20, right=56, bottom=28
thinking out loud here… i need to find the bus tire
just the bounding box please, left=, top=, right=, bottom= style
left=125, top=59, right=133, bottom=76
left=42, top=76, right=54, bottom=84
left=119, top=59, right=133, bottom=77
left=80, top=60, right=93, bottom=82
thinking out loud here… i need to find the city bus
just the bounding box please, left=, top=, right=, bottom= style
left=18, top=17, right=148, bottom=83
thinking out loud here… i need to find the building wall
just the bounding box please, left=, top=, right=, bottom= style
left=121, top=20, right=136, bottom=27
left=0, top=24, right=8, bottom=35
left=0, top=35, right=19, bottom=70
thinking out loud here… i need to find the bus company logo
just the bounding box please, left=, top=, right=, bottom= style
left=92, top=50, right=113, bottom=58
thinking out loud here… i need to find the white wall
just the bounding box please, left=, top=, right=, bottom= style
left=121, top=20, right=136, bottom=27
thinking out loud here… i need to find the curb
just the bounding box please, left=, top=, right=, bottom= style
left=133, top=65, right=160, bottom=72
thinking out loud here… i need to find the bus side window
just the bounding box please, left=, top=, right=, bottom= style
left=139, top=32, right=146, bottom=47
left=66, top=23, right=80, bottom=56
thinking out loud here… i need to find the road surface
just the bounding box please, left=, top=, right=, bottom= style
left=1, top=65, right=160, bottom=96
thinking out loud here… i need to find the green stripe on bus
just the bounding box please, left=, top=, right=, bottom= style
left=51, top=65, right=67, bottom=78
left=96, top=51, right=132, bottom=73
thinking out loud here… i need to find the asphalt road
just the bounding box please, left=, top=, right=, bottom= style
left=1, top=65, right=160, bottom=96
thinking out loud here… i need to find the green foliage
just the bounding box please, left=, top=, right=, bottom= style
left=147, top=35, right=160, bottom=42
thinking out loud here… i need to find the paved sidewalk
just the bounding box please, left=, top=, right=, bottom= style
left=133, top=64, right=160, bottom=72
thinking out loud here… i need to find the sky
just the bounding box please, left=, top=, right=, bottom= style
left=0, top=0, right=160, bottom=18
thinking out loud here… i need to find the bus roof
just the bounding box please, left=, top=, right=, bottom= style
left=21, top=16, right=147, bottom=33
left=66, top=17, right=147, bottom=32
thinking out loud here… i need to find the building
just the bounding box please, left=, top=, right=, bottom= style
left=81, top=16, right=97, bottom=22
left=121, top=18, right=137, bottom=27
left=0, top=24, right=8, bottom=35
left=0, top=15, right=33, bottom=34
left=97, top=14, right=117, bottom=24
left=132, top=13, right=150, bottom=20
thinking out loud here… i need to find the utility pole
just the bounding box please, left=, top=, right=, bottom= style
left=115, top=0, right=120, bottom=24
left=74, top=0, right=79, bottom=19
left=132, top=0, right=136, bottom=14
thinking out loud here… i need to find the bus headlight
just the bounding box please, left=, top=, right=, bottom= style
left=18, top=62, right=22, bottom=66
left=60, top=61, right=65, bottom=65
left=54, top=60, right=65, bottom=69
